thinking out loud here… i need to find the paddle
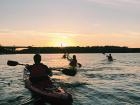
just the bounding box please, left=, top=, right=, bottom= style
left=7, top=60, right=77, bottom=76
left=7, top=60, right=26, bottom=66
left=62, top=53, right=67, bottom=59
left=102, top=53, right=116, bottom=61
left=77, top=63, right=82, bottom=68
left=102, top=52, right=107, bottom=56
left=66, top=54, right=82, bottom=68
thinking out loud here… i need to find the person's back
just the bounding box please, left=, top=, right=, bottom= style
left=69, top=55, right=77, bottom=67
left=107, top=54, right=113, bottom=61
left=28, top=54, right=52, bottom=85
left=30, top=63, right=51, bottom=78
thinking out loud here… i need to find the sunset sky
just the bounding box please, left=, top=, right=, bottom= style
left=0, top=0, right=140, bottom=47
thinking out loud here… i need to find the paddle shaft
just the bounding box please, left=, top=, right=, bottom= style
left=7, top=60, right=77, bottom=76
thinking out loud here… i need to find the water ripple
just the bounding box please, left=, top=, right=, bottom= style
left=0, top=54, right=140, bottom=105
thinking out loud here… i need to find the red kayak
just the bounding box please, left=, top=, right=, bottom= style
left=23, top=67, right=73, bottom=105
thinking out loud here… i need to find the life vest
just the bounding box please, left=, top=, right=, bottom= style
left=69, top=59, right=77, bottom=67
left=30, top=63, right=49, bottom=78
left=108, top=56, right=113, bottom=61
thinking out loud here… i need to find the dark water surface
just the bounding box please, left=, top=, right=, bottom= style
left=0, top=53, right=140, bottom=105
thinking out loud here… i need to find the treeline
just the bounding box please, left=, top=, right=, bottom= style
left=16, top=46, right=140, bottom=54
left=0, top=47, right=14, bottom=54
left=1, top=46, right=140, bottom=54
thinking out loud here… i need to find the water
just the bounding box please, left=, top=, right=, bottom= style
left=0, top=53, right=140, bottom=105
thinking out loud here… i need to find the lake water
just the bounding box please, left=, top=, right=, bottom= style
left=0, top=53, right=140, bottom=105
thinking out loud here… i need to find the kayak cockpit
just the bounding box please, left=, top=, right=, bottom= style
left=23, top=67, right=73, bottom=105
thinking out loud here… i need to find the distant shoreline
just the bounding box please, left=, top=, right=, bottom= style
left=0, top=46, right=140, bottom=54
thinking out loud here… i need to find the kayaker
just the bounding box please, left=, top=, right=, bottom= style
left=106, top=53, right=113, bottom=61
left=62, top=52, right=67, bottom=59
left=67, top=55, right=77, bottom=67
left=27, top=54, right=53, bottom=87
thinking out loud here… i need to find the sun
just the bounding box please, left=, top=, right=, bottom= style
left=47, top=33, right=76, bottom=47
left=53, top=41, right=70, bottom=47
left=60, top=42, right=68, bottom=47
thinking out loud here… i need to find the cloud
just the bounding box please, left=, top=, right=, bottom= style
left=0, top=29, right=81, bottom=40
left=85, top=0, right=140, bottom=7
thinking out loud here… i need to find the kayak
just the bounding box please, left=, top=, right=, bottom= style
left=23, top=67, right=73, bottom=105
left=61, top=67, right=77, bottom=76
left=50, top=66, right=78, bottom=76
left=108, top=58, right=113, bottom=61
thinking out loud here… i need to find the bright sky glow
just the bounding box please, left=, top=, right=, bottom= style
left=0, top=0, right=140, bottom=47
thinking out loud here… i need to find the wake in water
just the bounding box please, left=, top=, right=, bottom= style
left=0, top=53, right=140, bottom=105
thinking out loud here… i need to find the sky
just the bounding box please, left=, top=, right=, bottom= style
left=0, top=0, right=140, bottom=47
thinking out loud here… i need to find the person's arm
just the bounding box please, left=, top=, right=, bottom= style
left=25, top=65, right=31, bottom=72
left=66, top=54, right=72, bottom=61
left=48, top=68, right=53, bottom=76
left=45, top=65, right=53, bottom=76
left=106, top=55, right=109, bottom=58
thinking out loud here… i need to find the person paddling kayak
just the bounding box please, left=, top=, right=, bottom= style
left=106, top=53, right=113, bottom=61
left=27, top=54, right=53, bottom=87
left=67, top=54, right=77, bottom=67
left=7, top=55, right=73, bottom=105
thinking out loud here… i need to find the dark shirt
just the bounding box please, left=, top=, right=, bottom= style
left=107, top=55, right=113, bottom=61
left=69, top=59, right=77, bottom=67
left=27, top=63, right=52, bottom=83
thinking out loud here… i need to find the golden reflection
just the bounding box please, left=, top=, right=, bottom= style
left=52, top=75, right=68, bottom=80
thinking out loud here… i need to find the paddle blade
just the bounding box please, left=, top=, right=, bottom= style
left=77, top=63, right=82, bottom=68
left=7, top=60, right=19, bottom=66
